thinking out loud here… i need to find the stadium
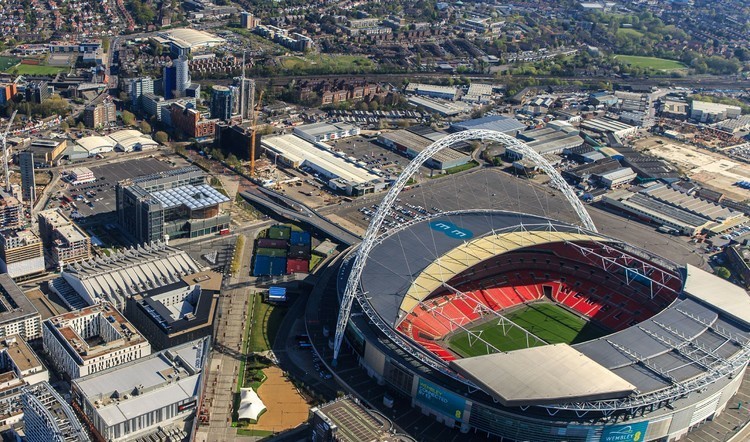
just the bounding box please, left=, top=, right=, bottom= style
left=310, top=130, right=750, bottom=442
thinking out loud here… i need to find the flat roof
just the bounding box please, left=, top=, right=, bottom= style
left=262, top=134, right=379, bottom=185
left=295, top=122, right=356, bottom=137
left=683, top=264, right=750, bottom=325
left=0, top=273, right=38, bottom=325
left=581, top=117, right=635, bottom=133
left=452, top=115, right=526, bottom=134
left=152, top=183, right=229, bottom=210
left=450, top=344, right=637, bottom=406
left=158, top=28, right=225, bottom=48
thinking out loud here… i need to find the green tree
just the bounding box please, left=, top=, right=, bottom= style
left=715, top=267, right=731, bottom=280
left=76, top=121, right=85, bottom=130
left=154, top=131, right=168, bottom=144
left=121, top=110, right=136, bottom=126
left=138, top=120, right=152, bottom=134
left=60, top=121, right=70, bottom=131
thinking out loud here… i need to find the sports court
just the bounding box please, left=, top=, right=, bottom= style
left=447, top=302, right=610, bottom=356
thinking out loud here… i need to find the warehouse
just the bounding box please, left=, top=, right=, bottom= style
left=407, top=96, right=469, bottom=116
left=293, top=122, right=360, bottom=143
left=378, top=129, right=471, bottom=170
left=580, top=117, right=637, bottom=138
left=507, top=121, right=583, bottom=160
left=562, top=158, right=622, bottom=184
left=451, top=115, right=526, bottom=136
left=405, top=83, right=458, bottom=100
left=598, top=167, right=636, bottom=188
left=261, top=134, right=385, bottom=196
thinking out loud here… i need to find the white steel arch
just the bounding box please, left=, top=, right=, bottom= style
left=332, top=128, right=597, bottom=362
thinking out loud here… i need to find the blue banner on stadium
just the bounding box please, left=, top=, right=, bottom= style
left=601, top=421, right=648, bottom=442
left=415, top=378, right=466, bottom=422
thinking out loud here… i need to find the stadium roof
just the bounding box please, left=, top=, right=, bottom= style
left=683, top=264, right=750, bottom=325
left=450, top=344, right=637, bottom=406
left=359, top=212, right=610, bottom=325
left=152, top=184, right=229, bottom=210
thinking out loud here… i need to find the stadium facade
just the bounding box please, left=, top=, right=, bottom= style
left=322, top=210, right=750, bottom=442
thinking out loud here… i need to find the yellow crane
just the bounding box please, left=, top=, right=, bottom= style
left=249, top=89, right=263, bottom=177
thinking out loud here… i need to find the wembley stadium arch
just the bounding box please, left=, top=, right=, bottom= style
left=332, top=128, right=598, bottom=363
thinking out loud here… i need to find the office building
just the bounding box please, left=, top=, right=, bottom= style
left=126, top=270, right=220, bottom=350
left=234, top=77, right=255, bottom=120
left=129, top=77, right=155, bottom=112
left=214, top=122, right=260, bottom=161
left=170, top=101, right=217, bottom=139
left=83, top=100, right=116, bottom=128
left=37, top=209, right=92, bottom=267
left=21, top=381, right=90, bottom=442
left=42, top=303, right=151, bottom=380
left=71, top=338, right=209, bottom=442
left=210, top=85, right=233, bottom=121
left=163, top=56, right=191, bottom=99
left=116, top=166, right=230, bottom=244
left=0, top=229, right=44, bottom=279
left=24, top=81, right=50, bottom=104
left=0, top=191, right=21, bottom=230
left=0, top=274, right=41, bottom=340
left=18, top=152, right=34, bottom=204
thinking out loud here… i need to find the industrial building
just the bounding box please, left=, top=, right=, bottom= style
left=52, top=241, right=203, bottom=310
left=597, top=167, right=636, bottom=188
left=405, top=83, right=458, bottom=100
left=616, top=147, right=681, bottom=182
left=74, top=136, right=116, bottom=157
left=37, top=209, right=92, bottom=267
left=261, top=134, right=386, bottom=196
left=42, top=303, right=151, bottom=380
left=293, top=122, right=360, bottom=143
left=0, top=191, right=22, bottom=230
left=116, top=166, right=230, bottom=244
left=24, top=138, right=67, bottom=167
left=602, top=183, right=747, bottom=236
left=580, top=117, right=637, bottom=138
left=725, top=244, right=750, bottom=288
left=407, top=96, right=470, bottom=116
left=71, top=338, right=209, bottom=442
left=0, top=229, right=45, bottom=279
left=690, top=100, right=742, bottom=123
left=125, top=270, right=220, bottom=350
left=21, top=381, right=90, bottom=442
left=107, top=130, right=159, bottom=152
left=0, top=274, right=41, bottom=341
left=507, top=121, right=583, bottom=160
left=451, top=115, right=526, bottom=136
left=377, top=129, right=471, bottom=170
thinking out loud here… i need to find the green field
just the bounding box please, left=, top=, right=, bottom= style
left=613, top=55, right=686, bottom=71
left=279, top=54, right=375, bottom=73
left=6, top=64, right=68, bottom=75
left=447, top=303, right=609, bottom=357
left=616, top=28, right=644, bottom=38
left=0, top=56, right=20, bottom=71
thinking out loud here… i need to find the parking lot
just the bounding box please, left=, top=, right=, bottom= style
left=327, top=135, right=432, bottom=181
left=51, top=157, right=181, bottom=221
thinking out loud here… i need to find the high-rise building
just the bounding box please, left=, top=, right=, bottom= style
left=0, top=229, right=45, bottom=279
left=240, top=11, right=260, bottom=29
left=0, top=190, right=22, bottom=230
left=21, top=381, right=90, bottom=442
left=164, top=56, right=190, bottom=100
left=0, top=274, right=42, bottom=340
left=82, top=100, right=116, bottom=128
left=0, top=83, right=17, bottom=106
left=18, top=151, right=35, bottom=205
left=210, top=85, right=233, bottom=121
left=24, top=81, right=49, bottom=104
left=129, top=77, right=155, bottom=111
left=234, top=77, right=255, bottom=121
left=163, top=65, right=176, bottom=100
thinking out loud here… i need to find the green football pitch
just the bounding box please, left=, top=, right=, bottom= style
left=446, top=303, right=610, bottom=357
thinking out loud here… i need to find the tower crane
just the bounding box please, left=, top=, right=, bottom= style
left=1, top=110, right=18, bottom=192
left=249, top=89, right=263, bottom=177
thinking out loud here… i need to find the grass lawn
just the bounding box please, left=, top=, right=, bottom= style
left=439, top=160, right=479, bottom=176
left=616, top=28, right=644, bottom=38
left=613, top=55, right=686, bottom=71
left=248, top=295, right=288, bottom=353
left=0, top=56, right=19, bottom=71
left=280, top=54, right=375, bottom=73
left=447, top=303, right=609, bottom=357
left=7, top=63, right=68, bottom=75
left=236, top=429, right=274, bottom=437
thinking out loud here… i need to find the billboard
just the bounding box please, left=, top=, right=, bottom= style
left=415, top=378, right=466, bottom=422
left=601, top=421, right=649, bottom=442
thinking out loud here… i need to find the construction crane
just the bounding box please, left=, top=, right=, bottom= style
left=1, top=110, right=17, bottom=193
left=249, top=89, right=263, bottom=177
